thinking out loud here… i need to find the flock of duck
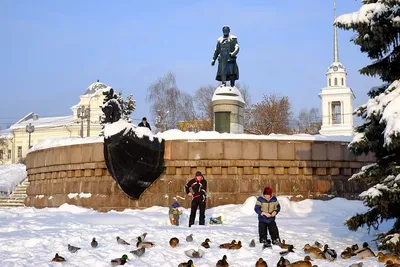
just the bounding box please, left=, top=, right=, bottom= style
left=50, top=233, right=400, bottom=266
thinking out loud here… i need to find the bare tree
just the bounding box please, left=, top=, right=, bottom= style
left=235, top=83, right=252, bottom=132
left=248, top=93, right=292, bottom=134
left=147, top=72, right=196, bottom=131
left=293, top=108, right=322, bottom=134
left=194, top=85, right=215, bottom=121
left=0, top=137, right=8, bottom=163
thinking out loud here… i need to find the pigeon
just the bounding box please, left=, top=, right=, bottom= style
left=91, top=237, right=98, bottom=248
left=349, top=263, right=363, bottom=267
left=130, top=246, right=145, bottom=257
left=314, top=241, right=323, bottom=248
left=249, top=239, right=256, bottom=247
left=117, top=236, right=130, bottom=245
left=52, top=253, right=66, bottom=262
left=136, top=237, right=155, bottom=248
left=186, top=234, right=193, bottom=242
left=136, top=232, right=147, bottom=242
left=184, top=248, right=205, bottom=258
left=68, top=244, right=81, bottom=253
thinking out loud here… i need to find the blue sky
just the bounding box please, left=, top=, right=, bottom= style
left=0, top=0, right=379, bottom=127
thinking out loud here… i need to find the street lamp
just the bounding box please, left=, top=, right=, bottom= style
left=25, top=123, right=35, bottom=149
left=77, top=106, right=89, bottom=137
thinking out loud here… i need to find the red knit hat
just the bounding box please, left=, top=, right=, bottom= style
left=263, top=187, right=273, bottom=195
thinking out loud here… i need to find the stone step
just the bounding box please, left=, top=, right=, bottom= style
left=16, top=186, right=28, bottom=190
left=13, top=189, right=28, bottom=193
left=0, top=198, right=25, bottom=204
left=10, top=194, right=27, bottom=198
left=0, top=203, right=25, bottom=207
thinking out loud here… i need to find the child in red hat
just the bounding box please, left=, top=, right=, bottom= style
left=254, top=186, right=281, bottom=248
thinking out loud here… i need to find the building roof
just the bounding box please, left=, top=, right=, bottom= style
left=0, top=128, right=13, bottom=139
left=84, top=81, right=111, bottom=95
left=10, top=114, right=74, bottom=130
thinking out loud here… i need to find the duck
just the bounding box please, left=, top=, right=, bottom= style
left=136, top=232, right=148, bottom=242
left=228, top=240, right=242, bottom=250
left=303, top=244, right=325, bottom=259
left=386, top=260, right=400, bottom=267
left=116, top=236, right=130, bottom=245
left=185, top=248, right=205, bottom=258
left=201, top=238, right=211, bottom=248
left=169, top=237, right=179, bottom=248
left=136, top=236, right=155, bottom=249
left=51, top=253, right=65, bottom=262
left=91, top=237, right=98, bottom=248
left=219, top=240, right=236, bottom=249
left=255, top=257, right=268, bottom=267
left=341, top=247, right=356, bottom=259
left=249, top=239, right=256, bottom=247
left=111, top=254, right=129, bottom=266
left=353, top=242, right=376, bottom=259
left=349, top=263, right=363, bottom=267
left=288, top=256, right=314, bottom=267
left=186, top=234, right=193, bottom=242
left=178, top=259, right=194, bottom=267
left=216, top=255, right=229, bottom=267
left=378, top=252, right=400, bottom=264
left=280, top=239, right=294, bottom=249
left=130, top=246, right=145, bottom=257
left=68, top=244, right=81, bottom=253
left=280, top=244, right=295, bottom=256
left=323, top=244, right=337, bottom=261
left=276, top=256, right=290, bottom=267
left=351, top=244, right=359, bottom=252
left=313, top=241, right=323, bottom=249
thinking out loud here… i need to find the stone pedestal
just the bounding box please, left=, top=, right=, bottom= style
left=212, top=85, right=245, bottom=134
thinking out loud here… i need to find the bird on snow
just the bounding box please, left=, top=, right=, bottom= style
left=130, top=246, right=145, bottom=257
left=136, top=236, right=155, bottom=248
left=186, top=233, right=193, bottom=242
left=68, top=244, right=81, bottom=253
left=169, top=237, right=179, bottom=248
left=249, top=239, right=255, bottom=247
left=216, top=255, right=229, bottom=267
left=110, top=254, right=129, bottom=266
left=377, top=251, right=400, bottom=264
left=52, top=253, right=66, bottom=262
left=135, top=232, right=147, bottom=242
left=288, top=256, right=314, bottom=267
left=116, top=236, right=130, bottom=245
left=178, top=259, right=194, bottom=267
left=349, top=263, right=363, bottom=267
left=91, top=237, right=98, bottom=248
left=219, top=240, right=236, bottom=249
left=280, top=244, right=295, bottom=256
left=323, top=244, right=337, bottom=261
left=256, top=257, right=268, bottom=267
left=184, top=248, right=205, bottom=258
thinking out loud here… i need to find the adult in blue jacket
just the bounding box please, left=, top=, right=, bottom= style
left=254, top=187, right=281, bottom=246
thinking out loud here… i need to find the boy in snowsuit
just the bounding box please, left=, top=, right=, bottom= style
left=254, top=187, right=281, bottom=247
left=169, top=201, right=183, bottom=226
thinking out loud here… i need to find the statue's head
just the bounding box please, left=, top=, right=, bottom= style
left=222, top=25, right=230, bottom=36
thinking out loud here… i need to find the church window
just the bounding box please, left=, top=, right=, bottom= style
left=341, top=78, right=344, bottom=86
left=7, top=149, right=11, bottom=160
left=17, top=146, right=22, bottom=158
left=329, top=78, right=331, bottom=86
left=334, top=78, right=338, bottom=86
left=331, top=102, right=342, bottom=124
left=0, top=150, right=3, bottom=160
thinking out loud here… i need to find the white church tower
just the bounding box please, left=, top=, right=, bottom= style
left=319, top=0, right=355, bottom=136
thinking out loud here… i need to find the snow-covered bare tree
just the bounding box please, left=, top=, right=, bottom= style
left=236, top=83, right=252, bottom=132
left=147, top=72, right=195, bottom=131
left=117, top=91, right=136, bottom=123
left=293, top=108, right=322, bottom=134
left=336, top=0, right=400, bottom=253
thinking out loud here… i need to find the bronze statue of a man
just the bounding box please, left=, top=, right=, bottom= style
left=211, top=25, right=240, bottom=87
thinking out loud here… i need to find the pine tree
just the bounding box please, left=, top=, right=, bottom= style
left=336, top=0, right=400, bottom=252
left=117, top=91, right=136, bottom=123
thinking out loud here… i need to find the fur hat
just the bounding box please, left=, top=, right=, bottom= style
left=263, top=187, right=273, bottom=196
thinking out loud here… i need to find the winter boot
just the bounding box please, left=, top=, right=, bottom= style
left=262, top=239, right=272, bottom=249
left=272, top=238, right=282, bottom=246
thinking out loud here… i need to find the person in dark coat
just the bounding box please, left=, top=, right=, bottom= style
left=185, top=171, right=207, bottom=227
left=138, top=117, right=151, bottom=130
left=254, top=187, right=281, bottom=246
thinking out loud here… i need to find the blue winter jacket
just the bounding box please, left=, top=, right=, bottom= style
left=254, top=196, right=281, bottom=223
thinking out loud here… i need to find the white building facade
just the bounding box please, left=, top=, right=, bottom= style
left=319, top=0, right=355, bottom=136
left=0, top=81, right=108, bottom=164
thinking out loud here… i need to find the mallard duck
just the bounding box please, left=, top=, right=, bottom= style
left=51, top=253, right=65, bottom=262
left=116, top=236, right=130, bottom=245
left=68, top=244, right=81, bottom=253
left=219, top=240, right=236, bottom=249
left=340, top=247, right=355, bottom=259
left=255, top=257, right=268, bottom=267
left=186, top=234, right=193, bottom=242
left=386, top=260, right=400, bottom=267
left=216, top=255, right=229, bottom=267
left=136, top=236, right=155, bottom=249
left=130, top=246, right=145, bottom=257
left=353, top=243, right=375, bottom=259
left=136, top=232, right=147, bottom=242
left=91, top=237, right=98, bottom=248
left=378, top=252, right=400, bottom=264
left=280, top=244, right=295, bottom=256
left=349, top=263, right=363, bottom=267
left=303, top=244, right=325, bottom=259
left=249, top=239, right=255, bottom=247
left=288, top=256, right=313, bottom=267
left=201, top=238, right=211, bottom=248
left=351, top=244, right=359, bottom=252
left=276, top=256, right=289, bottom=267
left=184, top=248, right=205, bottom=258
left=323, top=244, right=337, bottom=261
left=228, top=240, right=242, bottom=250
left=169, top=237, right=179, bottom=248
left=280, top=239, right=294, bottom=249
left=178, top=259, right=194, bottom=267
left=313, top=241, right=323, bottom=249
left=111, top=254, right=129, bottom=266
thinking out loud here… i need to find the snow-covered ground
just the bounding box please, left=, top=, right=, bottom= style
left=0, top=164, right=27, bottom=196
left=0, top=197, right=389, bottom=267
